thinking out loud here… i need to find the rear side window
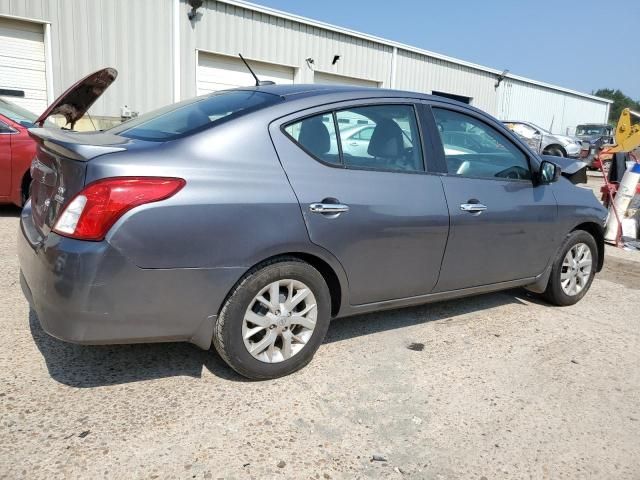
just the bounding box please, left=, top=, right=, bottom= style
left=433, top=108, right=531, bottom=181
left=284, top=104, right=424, bottom=173
left=336, top=105, right=423, bottom=172
left=110, top=90, right=280, bottom=141
left=284, top=113, right=341, bottom=165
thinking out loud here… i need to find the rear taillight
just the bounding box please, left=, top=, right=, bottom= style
left=53, top=177, right=185, bottom=241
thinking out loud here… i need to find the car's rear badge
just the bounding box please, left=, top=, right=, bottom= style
left=54, top=186, right=65, bottom=204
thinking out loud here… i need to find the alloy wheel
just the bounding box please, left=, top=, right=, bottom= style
left=560, top=243, right=592, bottom=296
left=242, top=279, right=318, bottom=363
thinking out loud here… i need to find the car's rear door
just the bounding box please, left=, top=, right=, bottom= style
left=270, top=99, right=449, bottom=306
left=423, top=101, right=558, bottom=292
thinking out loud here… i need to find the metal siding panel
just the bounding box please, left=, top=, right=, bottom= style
left=1, top=0, right=173, bottom=118
left=53, top=0, right=173, bottom=118
left=395, top=50, right=497, bottom=115
left=3, top=0, right=611, bottom=126
left=181, top=0, right=391, bottom=99
left=500, top=79, right=609, bottom=135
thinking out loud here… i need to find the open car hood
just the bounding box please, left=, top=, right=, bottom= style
left=541, top=155, right=588, bottom=184
left=35, top=67, right=117, bottom=129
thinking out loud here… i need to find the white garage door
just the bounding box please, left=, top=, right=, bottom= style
left=197, top=52, right=294, bottom=95
left=0, top=17, right=47, bottom=115
left=314, top=71, right=379, bottom=88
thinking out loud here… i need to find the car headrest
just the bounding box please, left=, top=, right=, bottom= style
left=298, top=117, right=330, bottom=156
left=367, top=119, right=403, bottom=158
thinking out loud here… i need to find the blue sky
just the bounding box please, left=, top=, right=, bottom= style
left=253, top=0, right=640, bottom=99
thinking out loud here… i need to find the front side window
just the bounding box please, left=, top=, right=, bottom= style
left=0, top=120, right=16, bottom=133
left=0, top=98, right=39, bottom=128
left=433, top=108, right=531, bottom=181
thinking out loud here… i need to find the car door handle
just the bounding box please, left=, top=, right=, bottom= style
left=310, top=203, right=350, bottom=214
left=460, top=203, right=487, bottom=213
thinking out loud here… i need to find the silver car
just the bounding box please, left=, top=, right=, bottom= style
left=503, top=120, right=581, bottom=158
left=19, top=69, right=606, bottom=379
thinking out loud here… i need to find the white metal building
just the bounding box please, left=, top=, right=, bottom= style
left=0, top=0, right=611, bottom=134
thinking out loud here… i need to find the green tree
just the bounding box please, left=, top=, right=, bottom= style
left=593, top=88, right=640, bottom=124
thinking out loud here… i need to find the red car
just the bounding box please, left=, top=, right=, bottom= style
left=0, top=99, right=43, bottom=206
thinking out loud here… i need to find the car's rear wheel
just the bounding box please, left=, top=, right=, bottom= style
left=212, top=258, right=331, bottom=379
left=543, top=230, right=597, bottom=306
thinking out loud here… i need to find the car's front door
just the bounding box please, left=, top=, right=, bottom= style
left=271, top=100, right=449, bottom=305
left=428, top=105, right=558, bottom=292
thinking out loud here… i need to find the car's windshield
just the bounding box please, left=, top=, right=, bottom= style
left=528, top=123, right=550, bottom=134
left=110, top=90, right=281, bottom=141
left=576, top=125, right=607, bottom=136
left=0, top=98, right=40, bottom=127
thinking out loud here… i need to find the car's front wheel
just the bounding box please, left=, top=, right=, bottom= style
left=544, top=145, right=566, bottom=158
left=543, top=230, right=597, bottom=306
left=213, top=258, right=331, bottom=379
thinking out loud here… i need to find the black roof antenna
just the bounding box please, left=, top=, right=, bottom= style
left=239, top=53, right=275, bottom=86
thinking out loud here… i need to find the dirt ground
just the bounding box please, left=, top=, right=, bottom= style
left=1, top=202, right=639, bottom=479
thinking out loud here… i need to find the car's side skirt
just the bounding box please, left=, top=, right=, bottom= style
left=336, top=275, right=540, bottom=319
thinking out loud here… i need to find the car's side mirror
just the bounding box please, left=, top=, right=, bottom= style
left=539, top=160, right=561, bottom=184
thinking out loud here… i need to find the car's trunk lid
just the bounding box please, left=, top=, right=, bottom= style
left=29, top=66, right=124, bottom=236
left=28, top=128, right=128, bottom=236
left=35, top=68, right=118, bottom=129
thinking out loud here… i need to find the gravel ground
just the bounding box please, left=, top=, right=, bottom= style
left=1, top=204, right=639, bottom=479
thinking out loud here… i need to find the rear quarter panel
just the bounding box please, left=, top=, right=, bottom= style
left=87, top=116, right=311, bottom=270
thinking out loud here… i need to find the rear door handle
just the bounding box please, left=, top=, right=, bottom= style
left=310, top=203, right=350, bottom=214
left=460, top=203, right=487, bottom=213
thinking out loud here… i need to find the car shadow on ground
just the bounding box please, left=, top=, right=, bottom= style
left=0, top=205, right=21, bottom=217
left=30, top=290, right=532, bottom=388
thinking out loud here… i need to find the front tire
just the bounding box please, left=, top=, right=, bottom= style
left=543, top=231, right=597, bottom=306
left=212, top=258, right=331, bottom=379
left=544, top=145, right=566, bottom=158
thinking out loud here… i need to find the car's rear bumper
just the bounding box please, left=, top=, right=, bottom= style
left=18, top=202, right=244, bottom=349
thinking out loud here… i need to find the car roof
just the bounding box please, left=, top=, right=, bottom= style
left=233, top=83, right=445, bottom=103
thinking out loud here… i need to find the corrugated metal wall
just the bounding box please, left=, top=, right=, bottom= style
left=498, top=78, right=609, bottom=135
left=1, top=0, right=611, bottom=130
left=395, top=50, right=498, bottom=115
left=180, top=0, right=393, bottom=99
left=0, top=0, right=173, bottom=118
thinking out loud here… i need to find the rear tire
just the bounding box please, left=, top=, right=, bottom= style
left=543, top=230, right=597, bottom=306
left=212, top=257, right=331, bottom=379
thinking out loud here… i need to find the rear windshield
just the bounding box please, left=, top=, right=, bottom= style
left=109, top=90, right=281, bottom=141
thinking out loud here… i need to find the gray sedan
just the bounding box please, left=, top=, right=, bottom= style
left=503, top=120, right=582, bottom=158
left=19, top=69, right=606, bottom=379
